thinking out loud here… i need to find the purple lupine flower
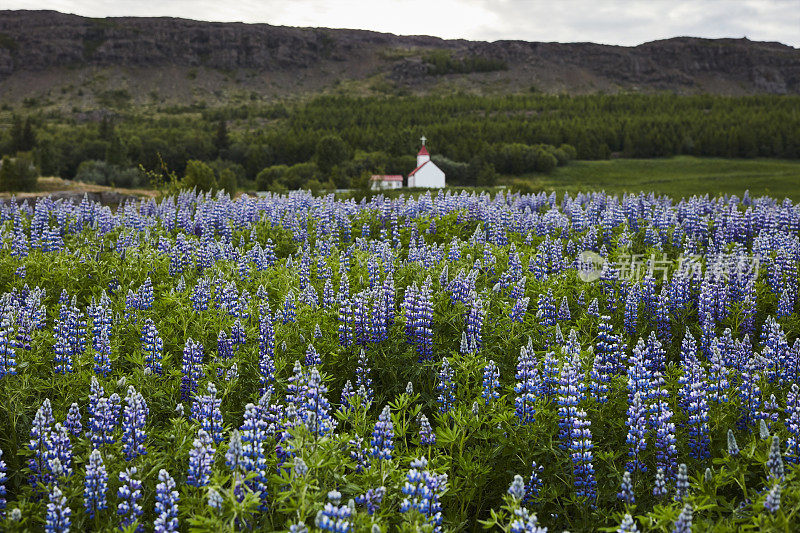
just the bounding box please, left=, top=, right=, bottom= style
left=617, top=514, right=639, bottom=533
left=315, top=490, right=353, bottom=532
left=515, top=345, right=540, bottom=425
left=652, top=389, right=677, bottom=476
left=679, top=340, right=709, bottom=459
left=0, top=311, right=16, bottom=378
left=482, top=360, right=500, bottom=403
left=418, top=414, right=435, bottom=446
left=785, top=383, right=800, bottom=463
left=45, top=485, right=71, bottom=533
left=675, top=463, right=689, bottom=502
left=138, top=277, right=154, bottom=310
left=191, top=383, right=224, bottom=444
left=510, top=296, right=530, bottom=323
left=370, top=405, right=394, bottom=461
left=305, top=344, right=322, bottom=367
left=672, top=503, right=693, bottom=533
left=557, top=352, right=586, bottom=448
left=239, top=404, right=269, bottom=508
left=400, top=456, right=446, bottom=533
left=523, top=461, right=543, bottom=504
left=653, top=468, right=667, bottom=498
left=154, top=469, right=179, bottom=533
left=355, top=486, right=385, bottom=515
left=181, top=338, right=205, bottom=401
left=258, top=303, right=276, bottom=392
left=141, top=319, right=163, bottom=375
left=282, top=291, right=296, bottom=323
left=764, top=483, right=782, bottom=513
left=436, top=359, right=456, bottom=414
left=767, top=436, right=784, bottom=482
left=618, top=470, right=634, bottom=505
left=122, top=386, right=148, bottom=460
left=84, top=449, right=108, bottom=519
left=464, top=291, right=485, bottom=353
left=117, top=467, right=143, bottom=531
left=65, top=403, right=82, bottom=437
left=301, top=368, right=336, bottom=437
left=187, top=429, right=215, bottom=488
left=625, top=390, right=648, bottom=474
left=349, top=436, right=370, bottom=473
left=29, top=398, right=55, bottom=488
left=355, top=349, right=373, bottom=404
left=0, top=448, right=6, bottom=516
left=94, top=329, right=112, bottom=377
left=571, top=408, right=596, bottom=502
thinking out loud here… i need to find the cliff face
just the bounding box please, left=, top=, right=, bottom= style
left=0, top=10, right=798, bottom=98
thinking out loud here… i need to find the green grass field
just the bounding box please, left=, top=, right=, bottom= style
left=508, top=156, right=800, bottom=201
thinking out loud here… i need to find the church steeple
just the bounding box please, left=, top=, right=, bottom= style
left=417, top=135, right=430, bottom=167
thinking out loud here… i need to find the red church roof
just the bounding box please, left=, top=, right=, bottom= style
left=408, top=161, right=429, bottom=176
left=370, top=174, right=403, bottom=181
left=417, top=145, right=429, bottom=156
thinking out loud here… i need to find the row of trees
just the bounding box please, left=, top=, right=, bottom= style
left=0, top=93, right=797, bottom=192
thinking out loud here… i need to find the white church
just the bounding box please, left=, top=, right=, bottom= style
left=371, top=136, right=446, bottom=190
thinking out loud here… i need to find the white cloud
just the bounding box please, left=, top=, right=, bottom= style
left=4, top=0, right=798, bottom=47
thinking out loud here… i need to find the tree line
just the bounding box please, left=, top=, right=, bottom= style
left=0, top=93, right=796, bottom=192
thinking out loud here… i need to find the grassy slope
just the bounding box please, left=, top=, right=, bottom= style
left=507, top=156, right=800, bottom=201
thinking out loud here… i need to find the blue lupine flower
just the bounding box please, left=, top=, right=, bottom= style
left=508, top=474, right=526, bottom=499
left=258, top=303, right=276, bottom=392
left=348, top=436, right=369, bottom=473
left=727, top=429, right=740, bottom=456
left=617, top=513, right=639, bottom=533
left=767, top=435, right=784, bottom=482
left=187, top=429, right=215, bottom=488
left=45, top=485, right=71, bottom=533
left=0, top=448, right=6, bottom=515
left=509, top=507, right=547, bottom=533
left=765, top=483, right=782, bottom=513
left=305, top=344, right=321, bottom=367
left=680, top=350, right=710, bottom=459
left=672, top=503, right=693, bottom=533
left=370, top=405, right=394, bottom=461
left=618, top=470, right=634, bottom=505
left=355, top=349, right=373, bottom=404
left=482, top=360, right=500, bottom=403
left=0, top=311, right=16, bottom=378
left=117, top=467, right=143, bottom=531
left=29, top=398, right=55, bottom=488
left=239, top=403, right=269, bottom=508
left=141, top=319, right=163, bottom=375
left=653, top=468, right=667, bottom=498
left=138, top=277, right=154, bottom=310
left=436, top=359, right=456, bottom=413
left=191, top=383, right=224, bottom=444
left=94, top=329, right=112, bottom=377
left=301, top=368, right=336, bottom=437
left=400, top=456, right=446, bottom=532
left=515, top=345, right=540, bottom=425
left=523, top=461, right=543, bottom=504
left=557, top=351, right=586, bottom=447
left=625, top=390, right=648, bottom=474
left=84, top=449, right=108, bottom=519
left=181, top=338, right=205, bottom=401
left=785, top=383, right=800, bottom=463
left=122, top=386, right=148, bottom=460
left=675, top=463, right=689, bottom=502
left=315, top=490, right=353, bottom=532
left=418, top=414, right=436, bottom=446
left=355, top=486, right=385, bottom=515
left=154, top=469, right=179, bottom=533
left=65, top=403, right=82, bottom=437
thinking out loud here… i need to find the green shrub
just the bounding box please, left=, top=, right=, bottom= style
left=0, top=152, right=38, bottom=191
left=182, top=160, right=216, bottom=192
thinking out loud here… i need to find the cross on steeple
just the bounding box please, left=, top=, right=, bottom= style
left=420, top=135, right=427, bottom=146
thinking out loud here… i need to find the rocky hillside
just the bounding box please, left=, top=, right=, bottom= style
left=0, top=10, right=798, bottom=106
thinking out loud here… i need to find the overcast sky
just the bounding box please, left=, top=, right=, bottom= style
left=6, top=0, right=799, bottom=47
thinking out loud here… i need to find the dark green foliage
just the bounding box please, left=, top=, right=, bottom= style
left=75, top=160, right=146, bottom=188
left=423, top=50, right=508, bottom=75
left=182, top=159, right=216, bottom=192
left=315, top=134, right=350, bottom=174
left=0, top=152, right=38, bottom=191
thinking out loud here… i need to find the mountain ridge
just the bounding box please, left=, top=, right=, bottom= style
left=1, top=9, right=798, bottom=106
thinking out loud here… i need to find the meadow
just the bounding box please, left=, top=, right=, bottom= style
left=0, top=187, right=797, bottom=532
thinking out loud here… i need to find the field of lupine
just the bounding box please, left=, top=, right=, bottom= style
left=0, top=188, right=798, bottom=532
